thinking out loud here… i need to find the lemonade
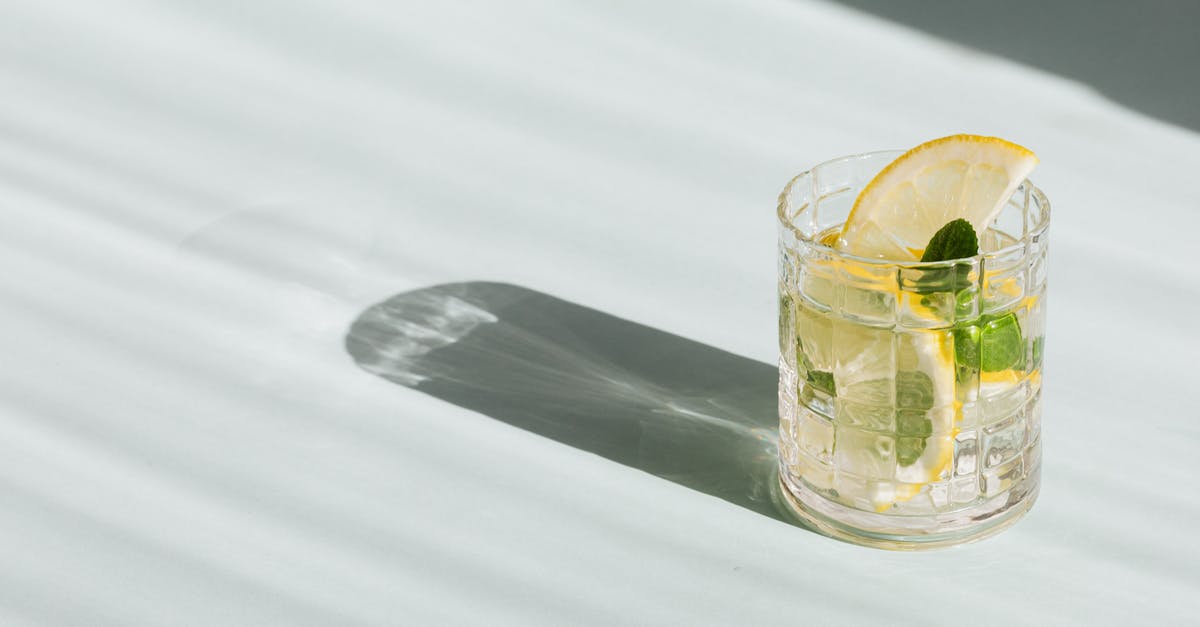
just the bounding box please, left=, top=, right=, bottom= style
left=776, top=136, right=1048, bottom=548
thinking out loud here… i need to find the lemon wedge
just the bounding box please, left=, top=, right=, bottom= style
left=836, top=134, right=1038, bottom=260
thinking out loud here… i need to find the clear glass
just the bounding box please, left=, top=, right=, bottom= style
left=776, top=151, right=1049, bottom=549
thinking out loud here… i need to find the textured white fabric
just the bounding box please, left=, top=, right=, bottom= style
left=2, top=0, right=1197, bottom=624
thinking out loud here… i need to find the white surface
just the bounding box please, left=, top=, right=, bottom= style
left=3, top=0, right=1199, bottom=624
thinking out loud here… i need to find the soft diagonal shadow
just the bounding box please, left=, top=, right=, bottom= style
left=345, top=282, right=793, bottom=522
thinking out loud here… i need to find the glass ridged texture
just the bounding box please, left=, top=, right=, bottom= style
left=776, top=151, right=1049, bottom=549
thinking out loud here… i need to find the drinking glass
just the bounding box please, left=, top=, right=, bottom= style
left=776, top=151, right=1049, bottom=549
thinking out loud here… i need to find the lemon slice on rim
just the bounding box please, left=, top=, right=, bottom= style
left=836, top=134, right=1038, bottom=260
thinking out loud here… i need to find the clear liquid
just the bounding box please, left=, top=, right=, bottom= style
left=778, top=225, right=1044, bottom=525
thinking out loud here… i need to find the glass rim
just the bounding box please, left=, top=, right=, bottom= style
left=776, top=150, right=1050, bottom=268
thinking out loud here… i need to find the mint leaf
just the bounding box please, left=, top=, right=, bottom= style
left=980, top=312, right=1024, bottom=372
left=895, top=371, right=934, bottom=466
left=953, top=324, right=981, bottom=370
left=907, top=220, right=980, bottom=294
left=895, top=370, right=934, bottom=410
left=951, top=312, right=1026, bottom=376
left=806, top=370, right=835, bottom=396
left=920, top=219, right=979, bottom=262
left=897, top=436, right=927, bottom=466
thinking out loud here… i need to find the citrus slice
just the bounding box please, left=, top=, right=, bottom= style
left=836, top=134, right=1038, bottom=260
left=793, top=268, right=956, bottom=512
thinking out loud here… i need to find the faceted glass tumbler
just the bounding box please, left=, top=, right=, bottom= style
left=776, top=151, right=1049, bottom=549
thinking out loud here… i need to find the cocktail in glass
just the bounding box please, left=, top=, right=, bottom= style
left=776, top=151, right=1049, bottom=549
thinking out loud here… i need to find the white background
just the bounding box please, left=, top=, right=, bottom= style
left=3, top=0, right=1198, bottom=624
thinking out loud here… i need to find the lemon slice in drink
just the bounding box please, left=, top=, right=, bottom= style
left=836, top=134, right=1038, bottom=260
left=793, top=295, right=956, bottom=512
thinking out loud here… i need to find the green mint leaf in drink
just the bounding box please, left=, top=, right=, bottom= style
left=895, top=371, right=935, bottom=466
left=920, top=218, right=980, bottom=262
left=906, top=220, right=980, bottom=294
left=806, top=370, right=835, bottom=396
left=980, top=312, right=1025, bottom=372
left=953, top=323, right=981, bottom=369
left=952, top=313, right=1025, bottom=373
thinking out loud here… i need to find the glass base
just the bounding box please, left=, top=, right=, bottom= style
left=774, top=469, right=1039, bottom=551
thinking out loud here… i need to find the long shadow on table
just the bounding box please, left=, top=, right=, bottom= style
left=344, top=281, right=794, bottom=523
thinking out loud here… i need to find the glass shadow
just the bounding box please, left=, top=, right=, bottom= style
left=344, top=281, right=795, bottom=523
